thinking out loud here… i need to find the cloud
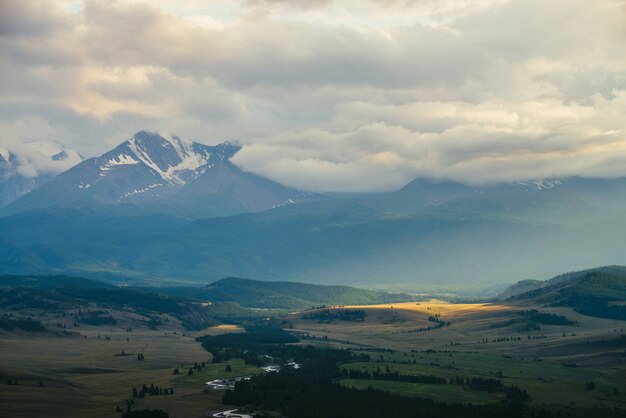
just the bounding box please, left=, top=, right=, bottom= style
left=0, top=0, right=625, bottom=191
left=233, top=91, right=626, bottom=191
left=0, top=116, right=83, bottom=178
left=0, top=0, right=71, bottom=37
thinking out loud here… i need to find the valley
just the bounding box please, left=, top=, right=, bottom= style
left=2, top=271, right=626, bottom=417
left=3, top=1, right=625, bottom=416
left=2, top=133, right=626, bottom=417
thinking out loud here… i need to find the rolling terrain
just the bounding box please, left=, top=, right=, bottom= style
left=146, top=276, right=415, bottom=310
left=2, top=268, right=626, bottom=417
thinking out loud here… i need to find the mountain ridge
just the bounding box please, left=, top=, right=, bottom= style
left=2, top=132, right=626, bottom=288
left=2, top=131, right=316, bottom=218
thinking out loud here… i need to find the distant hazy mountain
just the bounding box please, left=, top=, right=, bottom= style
left=2, top=133, right=626, bottom=288
left=3, top=131, right=315, bottom=218
left=2, top=180, right=626, bottom=288
left=333, top=175, right=626, bottom=217
left=0, top=141, right=82, bottom=207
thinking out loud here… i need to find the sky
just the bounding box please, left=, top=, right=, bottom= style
left=1, top=0, right=625, bottom=192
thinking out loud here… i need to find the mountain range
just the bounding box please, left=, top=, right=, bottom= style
left=2, top=131, right=314, bottom=218
left=1, top=131, right=625, bottom=290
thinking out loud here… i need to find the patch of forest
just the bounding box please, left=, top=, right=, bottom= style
left=157, top=276, right=416, bottom=309
left=0, top=314, right=45, bottom=332
left=301, top=309, right=366, bottom=322
left=490, top=309, right=576, bottom=331
left=509, top=271, right=626, bottom=321
left=196, top=326, right=625, bottom=418
left=0, top=275, right=276, bottom=330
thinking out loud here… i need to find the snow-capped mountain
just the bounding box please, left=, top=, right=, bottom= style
left=71, top=131, right=241, bottom=203
left=0, top=141, right=82, bottom=207
left=3, top=131, right=316, bottom=217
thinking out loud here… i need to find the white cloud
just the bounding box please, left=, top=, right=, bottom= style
left=0, top=116, right=83, bottom=178
left=0, top=0, right=625, bottom=190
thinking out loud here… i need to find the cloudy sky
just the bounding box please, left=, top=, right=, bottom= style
left=1, top=0, right=625, bottom=191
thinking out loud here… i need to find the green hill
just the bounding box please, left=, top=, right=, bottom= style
left=0, top=274, right=114, bottom=289
left=203, top=277, right=415, bottom=309
left=504, top=268, right=626, bottom=320
left=498, top=266, right=626, bottom=299
left=148, top=277, right=416, bottom=310
left=0, top=275, right=275, bottom=329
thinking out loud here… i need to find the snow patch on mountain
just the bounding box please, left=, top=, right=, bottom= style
left=517, top=179, right=562, bottom=190
left=0, top=146, right=9, bottom=162
left=3, top=131, right=316, bottom=214
left=101, top=154, right=140, bottom=172
left=124, top=132, right=216, bottom=185
left=117, top=182, right=163, bottom=201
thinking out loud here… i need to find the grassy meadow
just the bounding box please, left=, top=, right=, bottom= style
left=2, top=291, right=626, bottom=416
left=0, top=313, right=255, bottom=418
left=288, top=300, right=626, bottom=408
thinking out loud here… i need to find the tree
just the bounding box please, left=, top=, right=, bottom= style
left=225, top=364, right=232, bottom=372
left=187, top=368, right=193, bottom=376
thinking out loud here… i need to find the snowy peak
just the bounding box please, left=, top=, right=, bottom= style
left=3, top=131, right=314, bottom=216
left=99, top=131, right=241, bottom=186
left=127, top=131, right=186, bottom=175
left=70, top=131, right=246, bottom=204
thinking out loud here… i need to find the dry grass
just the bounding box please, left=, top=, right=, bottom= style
left=345, top=300, right=513, bottom=317
left=3, top=300, right=626, bottom=415
left=0, top=311, right=247, bottom=418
